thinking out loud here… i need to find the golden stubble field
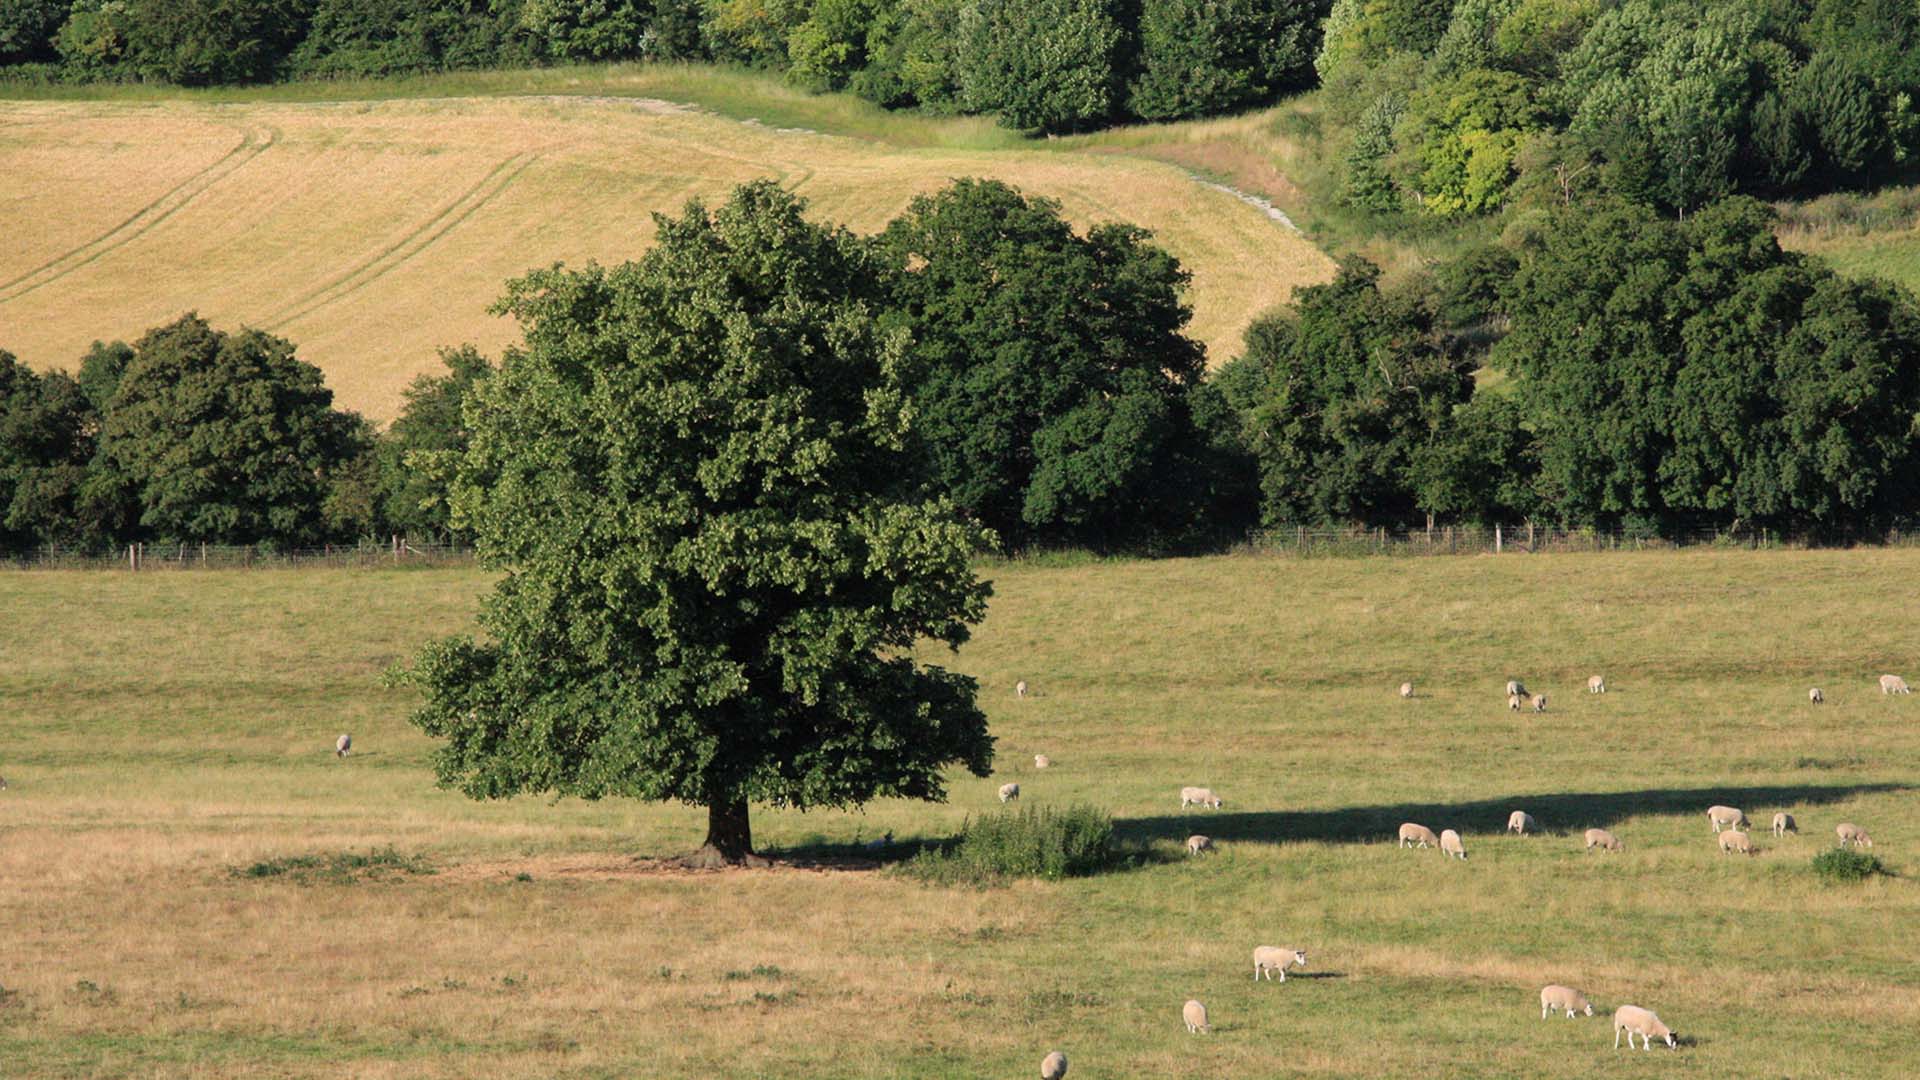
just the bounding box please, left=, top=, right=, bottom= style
left=0, top=94, right=1332, bottom=420
left=2, top=548, right=1918, bottom=1077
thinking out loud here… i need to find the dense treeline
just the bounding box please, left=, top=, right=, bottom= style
left=1323, top=0, right=1920, bottom=216
left=0, top=0, right=1328, bottom=130
left=0, top=179, right=1244, bottom=554
left=1217, top=196, right=1920, bottom=537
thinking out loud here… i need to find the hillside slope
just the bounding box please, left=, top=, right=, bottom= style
left=0, top=91, right=1332, bottom=420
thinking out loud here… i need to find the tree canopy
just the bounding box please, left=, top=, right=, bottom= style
left=405, top=181, right=996, bottom=865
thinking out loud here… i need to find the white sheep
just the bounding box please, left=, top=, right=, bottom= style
left=1717, top=829, right=1754, bottom=855
left=1040, top=1050, right=1068, bottom=1080
left=1508, top=693, right=1524, bottom=711
left=1836, top=822, right=1873, bottom=848
left=1772, top=812, right=1796, bottom=837
left=1399, top=822, right=1439, bottom=849
left=1400, top=681, right=1414, bottom=699
left=1016, top=679, right=1029, bottom=698
left=1033, top=754, right=1052, bottom=769
left=1584, top=828, right=1623, bottom=852
left=1186, top=834, right=1214, bottom=856
left=1440, top=828, right=1467, bottom=859
left=1507, top=810, right=1538, bottom=836
left=0, top=775, right=7, bottom=791
left=1540, top=984, right=1593, bottom=1020
left=1613, top=1005, right=1676, bottom=1050
left=1531, top=693, right=1548, bottom=713
left=1880, top=674, right=1910, bottom=695
left=1588, top=675, right=1606, bottom=694
left=1182, top=999, right=1210, bottom=1033
left=1809, top=687, right=1824, bottom=704
left=335, top=733, right=352, bottom=757
left=1706, top=805, right=1747, bottom=833
left=999, top=782, right=1020, bottom=803
left=1181, top=786, right=1223, bottom=809
left=1506, top=679, right=1527, bottom=697
left=1252, top=946, right=1307, bottom=982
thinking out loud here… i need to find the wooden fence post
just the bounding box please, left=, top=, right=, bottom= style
left=1495, top=525, right=1503, bottom=554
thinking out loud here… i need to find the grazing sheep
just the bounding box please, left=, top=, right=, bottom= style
left=1508, top=693, right=1524, bottom=711
left=1252, top=946, right=1307, bottom=982
left=335, top=733, right=351, bottom=757
left=1040, top=1050, right=1068, bottom=1080
left=1507, top=811, right=1537, bottom=836
left=1506, top=679, right=1527, bottom=697
left=1531, top=693, right=1548, bottom=713
left=1717, top=829, right=1754, bottom=855
left=1186, top=835, right=1214, bottom=856
left=1399, top=822, right=1440, bottom=849
left=1033, top=754, right=1052, bottom=769
left=1706, top=805, right=1748, bottom=834
left=1400, top=681, right=1415, bottom=698
left=0, top=775, right=7, bottom=791
left=998, top=782, right=1020, bottom=803
left=1181, top=786, right=1223, bottom=810
left=1016, top=679, right=1029, bottom=698
left=1809, top=687, right=1824, bottom=704
left=1540, top=985, right=1594, bottom=1020
left=1182, top=999, right=1210, bottom=1034
left=1880, top=674, right=1910, bottom=695
left=1440, top=828, right=1467, bottom=860
left=1836, top=822, right=1873, bottom=848
left=1613, top=1005, right=1676, bottom=1050
left=1588, top=675, right=1606, bottom=694
left=1584, top=828, right=1623, bottom=852
left=1772, top=812, right=1797, bottom=837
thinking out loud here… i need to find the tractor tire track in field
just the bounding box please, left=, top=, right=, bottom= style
left=264, top=149, right=546, bottom=332
left=0, top=125, right=279, bottom=305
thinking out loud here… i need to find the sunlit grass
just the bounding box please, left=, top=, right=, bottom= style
left=2, top=548, right=1917, bottom=1075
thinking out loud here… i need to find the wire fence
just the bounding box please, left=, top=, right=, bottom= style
left=0, top=538, right=476, bottom=571
left=6, top=525, right=1920, bottom=572
left=1241, top=524, right=1920, bottom=558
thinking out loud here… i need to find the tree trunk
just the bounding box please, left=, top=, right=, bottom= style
left=681, top=796, right=768, bottom=868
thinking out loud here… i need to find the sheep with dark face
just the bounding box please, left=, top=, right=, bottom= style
left=1040, top=1050, right=1068, bottom=1079
left=1613, top=1005, right=1676, bottom=1050
left=1540, top=985, right=1593, bottom=1020
left=1252, top=946, right=1307, bottom=982
left=998, top=783, right=1020, bottom=803
left=335, top=733, right=352, bottom=757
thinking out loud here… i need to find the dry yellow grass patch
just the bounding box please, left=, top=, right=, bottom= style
left=0, top=96, right=1331, bottom=420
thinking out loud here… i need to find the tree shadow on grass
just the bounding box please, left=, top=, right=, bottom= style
left=1116, top=782, right=1911, bottom=847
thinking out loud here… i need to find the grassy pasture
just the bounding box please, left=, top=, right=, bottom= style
left=2, top=549, right=1917, bottom=1077
left=0, top=66, right=1333, bottom=421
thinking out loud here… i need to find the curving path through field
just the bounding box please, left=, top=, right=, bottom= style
left=0, top=96, right=1332, bottom=420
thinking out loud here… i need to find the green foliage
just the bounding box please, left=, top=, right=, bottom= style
left=520, top=0, right=647, bottom=61
left=405, top=181, right=995, bottom=861
left=0, top=0, right=69, bottom=64
left=1498, top=196, right=1920, bottom=533
left=0, top=351, right=101, bottom=552
left=1397, top=67, right=1541, bottom=216
left=120, top=0, right=313, bottom=85
left=1220, top=257, right=1471, bottom=527
left=957, top=0, right=1121, bottom=132
left=699, top=0, right=806, bottom=67
left=1342, top=91, right=1405, bottom=211
left=56, top=1, right=135, bottom=79
left=375, top=345, right=491, bottom=538
left=96, top=313, right=366, bottom=546
left=1810, top=847, right=1883, bottom=884
left=879, top=178, right=1224, bottom=550
left=1125, top=0, right=1322, bottom=123
left=785, top=0, right=882, bottom=92
left=901, top=803, right=1116, bottom=884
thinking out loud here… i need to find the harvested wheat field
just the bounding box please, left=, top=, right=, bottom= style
left=0, top=94, right=1330, bottom=419
left=3, top=549, right=1919, bottom=1076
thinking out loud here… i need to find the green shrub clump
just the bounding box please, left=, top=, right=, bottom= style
left=903, top=803, right=1116, bottom=884
left=1811, top=847, right=1883, bottom=884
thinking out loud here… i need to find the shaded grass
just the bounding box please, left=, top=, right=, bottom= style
left=2, top=550, right=1919, bottom=1076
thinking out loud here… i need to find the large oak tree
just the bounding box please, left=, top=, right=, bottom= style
left=406, top=181, right=995, bottom=866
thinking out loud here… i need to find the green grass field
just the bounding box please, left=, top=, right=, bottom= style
left=2, top=549, right=1916, bottom=1077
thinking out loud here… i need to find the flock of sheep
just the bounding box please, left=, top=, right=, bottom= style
left=1007, top=670, right=1901, bottom=1076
